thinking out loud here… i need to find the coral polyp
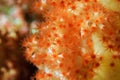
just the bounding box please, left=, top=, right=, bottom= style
left=23, top=0, right=120, bottom=80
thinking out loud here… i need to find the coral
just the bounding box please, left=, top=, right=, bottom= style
left=23, top=0, right=120, bottom=80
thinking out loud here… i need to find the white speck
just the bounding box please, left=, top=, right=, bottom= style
left=48, top=48, right=53, bottom=54
left=77, top=2, right=84, bottom=8
left=32, top=40, right=37, bottom=44
left=44, top=66, right=50, bottom=73
left=80, top=28, right=85, bottom=38
left=91, top=23, right=96, bottom=27
left=67, top=8, right=72, bottom=12
left=41, top=0, right=46, bottom=4
left=94, top=12, right=99, bottom=16
left=85, top=20, right=89, bottom=27
left=39, top=7, right=43, bottom=10
left=58, top=54, right=63, bottom=58
left=0, top=15, right=8, bottom=26
left=99, top=23, right=104, bottom=29
left=81, top=48, right=87, bottom=54
left=54, top=70, right=63, bottom=77
left=60, top=18, right=64, bottom=22
left=32, top=54, right=36, bottom=58
left=57, top=60, right=61, bottom=64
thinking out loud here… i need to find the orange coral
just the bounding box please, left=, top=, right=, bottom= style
left=23, top=0, right=120, bottom=80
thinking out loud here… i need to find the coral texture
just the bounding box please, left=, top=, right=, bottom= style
left=23, top=0, right=120, bottom=80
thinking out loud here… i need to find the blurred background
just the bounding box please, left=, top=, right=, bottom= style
left=0, top=0, right=43, bottom=80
